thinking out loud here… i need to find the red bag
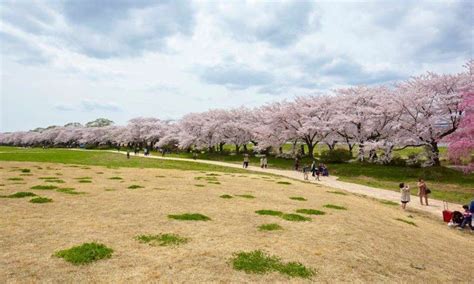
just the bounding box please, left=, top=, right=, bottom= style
left=442, top=201, right=453, bottom=223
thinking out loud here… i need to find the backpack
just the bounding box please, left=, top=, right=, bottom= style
left=452, top=211, right=463, bottom=224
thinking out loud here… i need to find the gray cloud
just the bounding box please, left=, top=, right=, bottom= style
left=0, top=32, right=51, bottom=65
left=1, top=0, right=196, bottom=59
left=213, top=1, right=319, bottom=47
left=199, top=63, right=274, bottom=90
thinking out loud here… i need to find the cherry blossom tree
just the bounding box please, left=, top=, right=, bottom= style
left=396, top=70, right=466, bottom=166
left=445, top=61, right=474, bottom=172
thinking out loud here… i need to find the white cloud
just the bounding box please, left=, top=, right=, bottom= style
left=0, top=0, right=471, bottom=131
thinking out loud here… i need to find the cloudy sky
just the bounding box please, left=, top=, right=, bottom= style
left=1, top=0, right=472, bottom=132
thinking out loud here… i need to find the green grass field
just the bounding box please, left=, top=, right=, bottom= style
left=0, top=147, right=249, bottom=174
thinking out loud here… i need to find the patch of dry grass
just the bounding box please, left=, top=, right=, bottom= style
left=0, top=161, right=472, bottom=283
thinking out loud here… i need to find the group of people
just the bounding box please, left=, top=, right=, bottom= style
left=399, top=178, right=431, bottom=209
left=303, top=162, right=329, bottom=181
left=400, top=179, right=473, bottom=231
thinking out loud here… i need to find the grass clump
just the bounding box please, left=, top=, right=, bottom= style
left=236, top=194, right=255, bottom=199
left=258, top=223, right=283, bottom=231
left=39, top=176, right=59, bottom=179
left=395, top=218, right=417, bottom=227
left=57, top=188, right=84, bottom=195
left=289, top=196, right=307, bottom=201
left=30, top=197, right=53, bottom=203
left=135, top=233, right=189, bottom=247
left=323, top=204, right=347, bottom=210
left=220, top=194, right=233, bottom=199
left=326, top=191, right=347, bottom=195
left=296, top=209, right=326, bottom=215
left=380, top=200, right=398, bottom=206
left=277, top=181, right=292, bottom=185
left=78, top=180, right=92, bottom=183
left=54, top=242, right=113, bottom=265
left=255, top=210, right=283, bottom=216
left=168, top=213, right=211, bottom=221
left=31, top=185, right=58, bottom=190
left=75, top=177, right=92, bottom=180
left=281, top=214, right=311, bottom=222
left=194, top=184, right=205, bottom=187
left=2, top=192, right=36, bottom=198
left=20, top=168, right=31, bottom=173
left=128, top=184, right=144, bottom=189
left=109, top=176, right=123, bottom=180
left=231, top=250, right=314, bottom=278
left=7, top=177, right=23, bottom=181
left=45, top=179, right=65, bottom=183
left=208, top=181, right=221, bottom=185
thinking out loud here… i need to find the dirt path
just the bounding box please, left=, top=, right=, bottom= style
left=104, top=150, right=463, bottom=219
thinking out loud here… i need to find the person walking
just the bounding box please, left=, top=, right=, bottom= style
left=243, top=154, right=249, bottom=168
left=263, top=155, right=268, bottom=169
left=417, top=178, right=429, bottom=206
left=126, top=150, right=130, bottom=159
left=294, top=156, right=300, bottom=171
left=311, top=160, right=317, bottom=177
left=260, top=156, right=264, bottom=168
left=399, top=183, right=410, bottom=210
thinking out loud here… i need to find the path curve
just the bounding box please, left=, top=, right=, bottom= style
left=98, top=149, right=463, bottom=219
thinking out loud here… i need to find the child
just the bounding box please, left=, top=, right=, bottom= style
left=399, top=183, right=410, bottom=209
left=458, top=205, right=473, bottom=230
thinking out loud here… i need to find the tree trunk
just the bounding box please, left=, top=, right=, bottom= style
left=358, top=142, right=365, bottom=162
left=243, top=144, right=248, bottom=152
left=279, top=146, right=283, bottom=154
left=306, top=143, right=314, bottom=159
left=219, top=142, right=225, bottom=152
left=235, top=144, right=240, bottom=154
left=300, top=144, right=305, bottom=156
left=428, top=142, right=441, bottom=166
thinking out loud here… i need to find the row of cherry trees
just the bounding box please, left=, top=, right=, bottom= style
left=1, top=61, right=472, bottom=167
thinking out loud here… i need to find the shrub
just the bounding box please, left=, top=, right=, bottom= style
left=54, top=242, right=113, bottom=265
left=320, top=149, right=352, bottom=163
left=220, top=194, right=233, bottom=199
left=20, top=168, right=31, bottom=173
left=168, top=213, right=211, bottom=221
left=30, top=197, right=53, bottom=203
